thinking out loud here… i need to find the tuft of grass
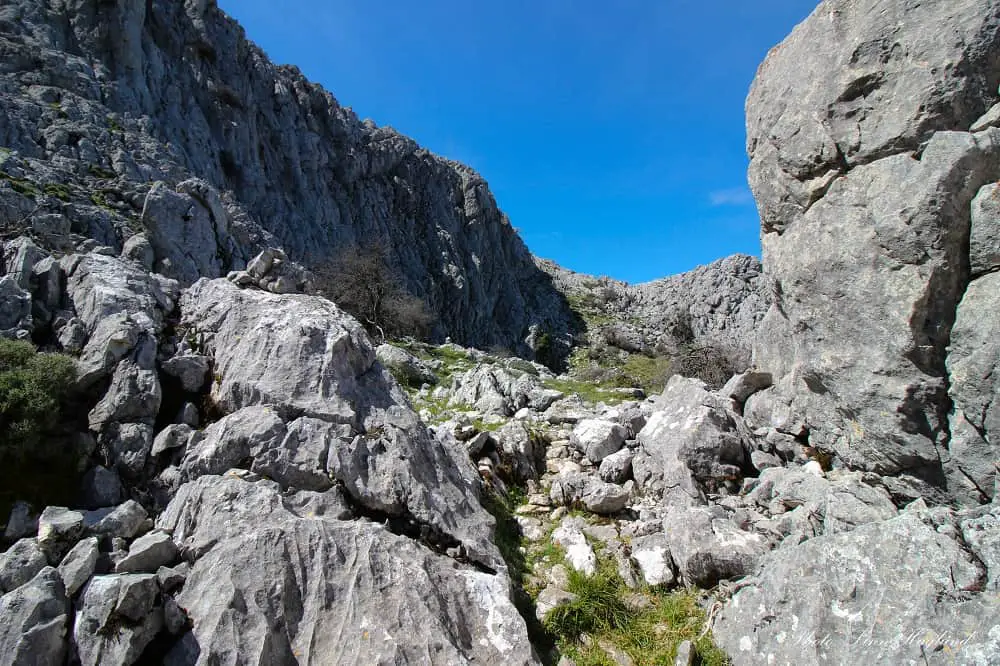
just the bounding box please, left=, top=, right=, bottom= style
left=545, top=564, right=632, bottom=639
left=42, top=183, right=71, bottom=201
left=618, top=353, right=673, bottom=394
left=542, top=376, right=627, bottom=406
left=543, top=562, right=731, bottom=666
left=0, top=172, right=39, bottom=197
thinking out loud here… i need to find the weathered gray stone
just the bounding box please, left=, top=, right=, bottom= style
left=746, top=0, right=1000, bottom=504
left=570, top=419, right=627, bottom=463
left=157, top=475, right=536, bottom=665
left=101, top=422, right=155, bottom=480
left=947, top=271, right=1000, bottom=503
left=0, top=538, right=47, bottom=593
left=550, top=516, right=596, bottom=575
left=746, top=0, right=1000, bottom=232
left=87, top=500, right=149, bottom=540
left=88, top=351, right=161, bottom=431
left=714, top=513, right=1000, bottom=664
left=79, top=466, right=123, bottom=509
left=662, top=507, right=767, bottom=587
left=115, top=530, right=178, bottom=574
left=141, top=179, right=243, bottom=285
left=36, top=507, right=84, bottom=563
left=376, top=343, right=437, bottom=386
left=630, top=533, right=675, bottom=587
left=178, top=406, right=285, bottom=481
left=581, top=482, right=630, bottom=515
left=3, top=501, right=37, bottom=541
left=0, top=567, right=70, bottom=666
left=960, top=505, right=1000, bottom=592
left=494, top=421, right=542, bottom=482
left=121, top=233, right=154, bottom=271
left=57, top=537, right=99, bottom=597
left=634, top=376, right=744, bottom=502
left=180, top=279, right=501, bottom=569
left=3, top=237, right=44, bottom=290
left=598, top=447, right=634, bottom=484
left=74, top=574, right=163, bottom=666
left=535, top=586, right=577, bottom=622
left=151, top=424, right=194, bottom=457
left=161, top=353, right=210, bottom=392
left=719, top=370, right=772, bottom=406
left=969, top=182, right=1000, bottom=277
left=0, top=276, right=32, bottom=337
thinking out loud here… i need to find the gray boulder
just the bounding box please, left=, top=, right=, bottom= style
left=79, top=466, right=124, bottom=509
left=662, top=507, right=767, bottom=587
left=630, top=533, right=675, bottom=587
left=747, top=466, right=897, bottom=538
left=160, top=353, right=210, bottom=392
left=180, top=278, right=502, bottom=569
left=746, top=0, right=1000, bottom=232
left=375, top=343, right=438, bottom=386
left=158, top=475, right=536, bottom=665
left=74, top=574, right=164, bottom=666
left=634, top=376, right=745, bottom=503
left=598, top=447, right=634, bottom=484
left=36, top=507, right=84, bottom=563
left=714, top=512, right=1000, bottom=664
left=87, top=500, right=149, bottom=540
left=0, top=567, right=70, bottom=666
left=494, top=421, right=542, bottom=482
left=0, top=538, right=48, bottom=593
left=3, top=502, right=37, bottom=541
left=746, top=0, right=1000, bottom=504
left=946, top=270, right=1000, bottom=502
left=57, top=537, right=99, bottom=597
left=115, top=531, right=178, bottom=574
left=570, top=418, right=627, bottom=463
left=0, top=276, right=32, bottom=338
left=140, top=179, right=243, bottom=285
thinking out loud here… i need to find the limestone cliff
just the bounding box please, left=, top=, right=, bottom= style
left=0, top=0, right=574, bottom=355
left=746, top=0, right=1000, bottom=504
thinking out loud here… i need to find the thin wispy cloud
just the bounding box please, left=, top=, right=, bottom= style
left=709, top=187, right=755, bottom=207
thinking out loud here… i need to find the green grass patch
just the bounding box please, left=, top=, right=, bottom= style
left=0, top=172, right=39, bottom=197
left=543, top=562, right=730, bottom=665
left=542, top=376, right=627, bottom=406
left=618, top=354, right=673, bottom=394
left=88, top=164, right=116, bottom=180
left=42, top=183, right=72, bottom=201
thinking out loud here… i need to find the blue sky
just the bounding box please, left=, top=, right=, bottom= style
left=218, top=1, right=815, bottom=283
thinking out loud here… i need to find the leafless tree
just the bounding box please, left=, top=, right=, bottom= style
left=312, top=244, right=434, bottom=342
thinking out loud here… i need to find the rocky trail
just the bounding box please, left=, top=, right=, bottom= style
left=1, top=0, right=1000, bottom=664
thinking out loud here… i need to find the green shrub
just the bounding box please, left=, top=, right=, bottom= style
left=0, top=339, right=76, bottom=462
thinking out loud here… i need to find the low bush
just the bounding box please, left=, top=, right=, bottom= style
left=0, top=339, right=78, bottom=526
left=0, top=339, right=76, bottom=462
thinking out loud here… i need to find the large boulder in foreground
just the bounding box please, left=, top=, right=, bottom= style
left=159, top=476, right=536, bottom=665
left=746, top=0, right=1000, bottom=503
left=714, top=507, right=1000, bottom=665
left=178, top=277, right=502, bottom=570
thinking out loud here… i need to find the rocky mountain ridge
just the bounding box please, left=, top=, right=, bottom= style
left=0, top=0, right=579, bottom=356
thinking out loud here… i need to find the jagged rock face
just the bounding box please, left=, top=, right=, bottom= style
left=0, top=0, right=574, bottom=354
left=748, top=0, right=1000, bottom=502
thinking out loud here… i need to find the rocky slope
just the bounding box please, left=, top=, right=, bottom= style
left=540, top=254, right=768, bottom=365
left=0, top=0, right=574, bottom=355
